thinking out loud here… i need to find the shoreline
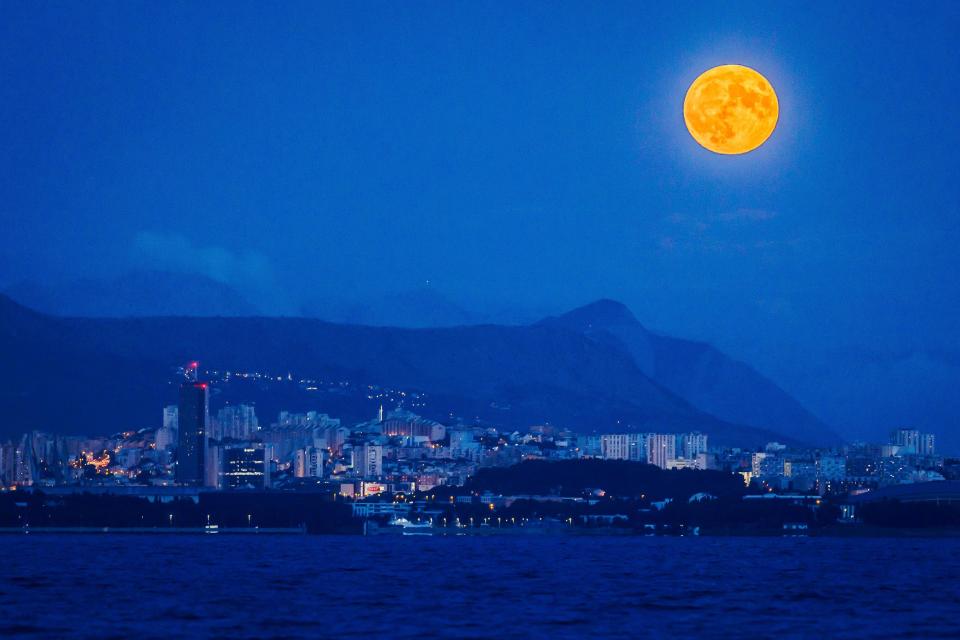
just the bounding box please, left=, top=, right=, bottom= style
left=4, top=523, right=960, bottom=538
left=0, top=526, right=306, bottom=535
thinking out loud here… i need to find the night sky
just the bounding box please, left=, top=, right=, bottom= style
left=2, top=2, right=958, bottom=443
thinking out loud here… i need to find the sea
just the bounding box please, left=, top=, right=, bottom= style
left=2, top=534, right=958, bottom=639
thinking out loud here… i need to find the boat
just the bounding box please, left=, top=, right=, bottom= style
left=389, top=517, right=434, bottom=536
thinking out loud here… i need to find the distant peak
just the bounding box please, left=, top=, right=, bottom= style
left=548, top=299, right=639, bottom=329
left=0, top=292, right=25, bottom=311
left=0, top=292, right=44, bottom=320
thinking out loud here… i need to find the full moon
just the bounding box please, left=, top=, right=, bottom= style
left=683, top=64, right=779, bottom=155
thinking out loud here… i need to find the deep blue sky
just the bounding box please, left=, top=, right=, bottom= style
left=2, top=1, right=959, bottom=441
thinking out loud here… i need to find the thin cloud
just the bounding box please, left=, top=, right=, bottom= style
left=132, top=231, right=275, bottom=289
left=717, top=208, right=778, bottom=222
left=668, top=208, right=778, bottom=225
left=658, top=208, right=786, bottom=254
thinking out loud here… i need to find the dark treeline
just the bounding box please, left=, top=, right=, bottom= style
left=413, top=496, right=835, bottom=534
left=859, top=500, right=960, bottom=528
left=0, top=492, right=358, bottom=534
left=659, top=497, right=839, bottom=532
left=464, top=459, right=748, bottom=499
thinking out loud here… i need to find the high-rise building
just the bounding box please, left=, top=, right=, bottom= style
left=381, top=412, right=446, bottom=442
left=155, top=427, right=175, bottom=451
left=156, top=405, right=179, bottom=455
left=14, top=433, right=38, bottom=486
left=579, top=435, right=602, bottom=457
left=751, top=452, right=767, bottom=477
left=0, top=441, right=16, bottom=487
left=752, top=452, right=784, bottom=479
left=817, top=455, right=847, bottom=482
left=176, top=382, right=209, bottom=485
left=294, top=448, right=306, bottom=477
left=600, top=434, right=629, bottom=460
left=205, top=444, right=221, bottom=489
left=892, top=429, right=920, bottom=453
left=163, top=405, right=179, bottom=431
left=681, top=432, right=709, bottom=459
left=890, top=429, right=936, bottom=456
left=223, top=445, right=269, bottom=489
left=294, top=446, right=324, bottom=479
left=319, top=426, right=351, bottom=456
left=599, top=434, right=645, bottom=461
left=354, top=443, right=382, bottom=479
left=214, top=404, right=260, bottom=441
left=277, top=411, right=340, bottom=429
left=449, top=428, right=482, bottom=459
left=646, top=434, right=676, bottom=469
left=920, top=433, right=936, bottom=456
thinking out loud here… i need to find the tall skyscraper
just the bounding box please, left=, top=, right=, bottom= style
left=176, top=382, right=209, bottom=485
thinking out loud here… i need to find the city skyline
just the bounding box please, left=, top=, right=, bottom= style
left=0, top=359, right=944, bottom=493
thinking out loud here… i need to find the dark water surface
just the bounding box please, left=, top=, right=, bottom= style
left=1, top=534, right=958, bottom=639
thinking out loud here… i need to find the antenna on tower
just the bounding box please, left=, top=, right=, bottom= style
left=378, top=403, right=384, bottom=423
left=187, top=361, right=199, bottom=382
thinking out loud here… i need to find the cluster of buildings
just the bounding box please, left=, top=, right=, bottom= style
left=731, top=429, right=944, bottom=494
left=590, top=432, right=710, bottom=469
left=0, top=371, right=949, bottom=500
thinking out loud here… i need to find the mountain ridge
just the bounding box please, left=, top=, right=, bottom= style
left=0, top=294, right=831, bottom=446
left=540, top=300, right=840, bottom=445
left=3, top=270, right=258, bottom=318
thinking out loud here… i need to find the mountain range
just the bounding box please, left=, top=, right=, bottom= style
left=7, top=272, right=949, bottom=451
left=3, top=270, right=257, bottom=317
left=299, top=286, right=559, bottom=328
left=540, top=300, right=838, bottom=446
left=0, top=293, right=838, bottom=447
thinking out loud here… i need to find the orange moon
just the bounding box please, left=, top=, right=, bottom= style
left=683, top=64, right=778, bottom=155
